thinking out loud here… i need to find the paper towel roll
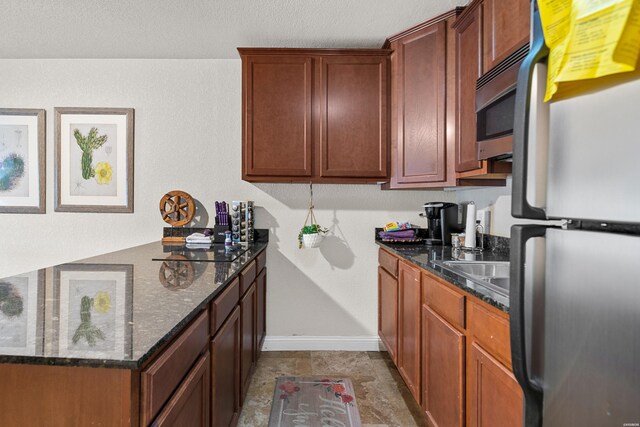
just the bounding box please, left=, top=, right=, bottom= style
left=464, top=202, right=476, bottom=249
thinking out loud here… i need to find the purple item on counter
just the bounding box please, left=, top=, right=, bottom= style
left=378, top=229, right=416, bottom=239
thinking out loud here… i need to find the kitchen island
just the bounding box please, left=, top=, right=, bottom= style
left=0, top=237, right=268, bottom=426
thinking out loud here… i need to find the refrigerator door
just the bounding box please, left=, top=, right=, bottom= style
left=545, top=78, right=640, bottom=223
left=512, top=3, right=640, bottom=223
left=511, top=225, right=640, bottom=427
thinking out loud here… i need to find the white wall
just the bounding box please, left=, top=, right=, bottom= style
left=0, top=59, right=456, bottom=340
left=454, top=179, right=513, bottom=237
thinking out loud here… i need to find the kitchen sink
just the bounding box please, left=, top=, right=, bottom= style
left=432, top=260, right=510, bottom=296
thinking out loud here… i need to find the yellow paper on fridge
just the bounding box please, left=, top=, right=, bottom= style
left=538, top=0, right=640, bottom=101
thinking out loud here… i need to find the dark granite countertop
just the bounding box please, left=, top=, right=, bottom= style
left=0, top=240, right=267, bottom=369
left=376, top=241, right=510, bottom=313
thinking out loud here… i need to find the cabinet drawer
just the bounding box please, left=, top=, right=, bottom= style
left=378, top=249, right=398, bottom=277
left=468, top=302, right=511, bottom=367
left=211, top=277, right=240, bottom=336
left=141, top=309, right=209, bottom=425
left=256, top=250, right=267, bottom=273
left=423, top=273, right=465, bottom=330
left=151, top=351, right=210, bottom=427
left=240, top=260, right=257, bottom=295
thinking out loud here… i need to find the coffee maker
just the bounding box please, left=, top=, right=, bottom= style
left=421, top=202, right=462, bottom=245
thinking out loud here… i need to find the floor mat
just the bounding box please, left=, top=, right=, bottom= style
left=268, top=376, right=362, bottom=427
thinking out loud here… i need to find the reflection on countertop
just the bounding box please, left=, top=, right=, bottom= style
left=0, top=240, right=268, bottom=369
left=376, top=241, right=511, bottom=313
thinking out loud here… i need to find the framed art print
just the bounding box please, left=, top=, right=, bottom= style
left=53, top=264, right=133, bottom=360
left=55, top=107, right=134, bottom=212
left=0, top=270, right=45, bottom=356
left=0, top=109, right=45, bottom=214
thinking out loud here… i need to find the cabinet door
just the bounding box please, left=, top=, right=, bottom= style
left=242, top=55, right=313, bottom=178
left=378, top=266, right=398, bottom=364
left=398, top=260, right=422, bottom=404
left=468, top=343, right=523, bottom=427
left=255, top=268, right=267, bottom=358
left=319, top=55, right=389, bottom=178
left=455, top=7, right=483, bottom=173
left=240, top=282, right=257, bottom=404
left=152, top=352, right=210, bottom=427
left=395, top=21, right=447, bottom=184
left=422, top=306, right=465, bottom=427
left=482, top=0, right=530, bottom=73
left=211, top=307, right=240, bottom=427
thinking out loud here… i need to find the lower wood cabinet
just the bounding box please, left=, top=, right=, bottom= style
left=153, top=352, right=211, bottom=427
left=211, top=307, right=241, bottom=427
left=378, top=265, right=399, bottom=364
left=377, top=248, right=523, bottom=426
left=240, top=281, right=257, bottom=404
left=422, top=305, right=465, bottom=427
left=397, top=260, right=422, bottom=404
left=468, top=343, right=523, bottom=427
left=256, top=268, right=267, bottom=358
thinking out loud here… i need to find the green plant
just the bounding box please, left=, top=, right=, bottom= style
left=298, top=224, right=328, bottom=248
left=74, top=127, right=108, bottom=180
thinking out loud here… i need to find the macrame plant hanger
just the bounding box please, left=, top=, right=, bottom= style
left=303, top=182, right=318, bottom=229
left=299, top=182, right=324, bottom=248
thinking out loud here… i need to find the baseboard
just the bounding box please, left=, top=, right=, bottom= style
left=262, top=335, right=384, bottom=352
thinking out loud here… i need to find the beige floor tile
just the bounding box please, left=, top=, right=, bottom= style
left=238, top=351, right=423, bottom=427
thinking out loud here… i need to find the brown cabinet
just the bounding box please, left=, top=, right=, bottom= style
left=255, top=267, right=267, bottom=358
left=153, top=352, right=211, bottom=427
left=239, top=48, right=391, bottom=183
left=141, top=309, right=210, bottom=426
left=211, top=307, right=241, bottom=427
left=453, top=2, right=513, bottom=180
left=378, top=265, right=399, bottom=364
left=422, top=305, right=465, bottom=427
left=384, top=11, right=460, bottom=189
left=468, top=343, right=523, bottom=427
left=240, top=281, right=257, bottom=404
left=398, top=260, right=422, bottom=404
left=240, top=54, right=313, bottom=179
left=482, top=0, right=530, bottom=74
left=377, top=253, right=522, bottom=426
left=454, top=5, right=483, bottom=174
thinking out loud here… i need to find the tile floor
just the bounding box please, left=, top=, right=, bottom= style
left=238, top=351, right=426, bottom=427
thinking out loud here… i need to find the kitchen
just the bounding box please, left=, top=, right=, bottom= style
left=1, top=1, right=639, bottom=426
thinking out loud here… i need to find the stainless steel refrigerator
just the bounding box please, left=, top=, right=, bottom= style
left=510, top=3, right=640, bottom=427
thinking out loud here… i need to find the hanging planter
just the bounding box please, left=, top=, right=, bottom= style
left=298, top=183, right=328, bottom=249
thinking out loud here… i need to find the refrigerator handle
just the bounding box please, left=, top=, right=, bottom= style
left=510, top=224, right=546, bottom=427
left=512, top=1, right=549, bottom=220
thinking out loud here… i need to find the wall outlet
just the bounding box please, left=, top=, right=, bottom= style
left=476, top=209, right=491, bottom=235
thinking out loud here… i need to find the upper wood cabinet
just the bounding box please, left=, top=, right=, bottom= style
left=482, top=0, right=530, bottom=74
left=239, top=48, right=391, bottom=183
left=241, top=54, right=313, bottom=178
left=383, top=11, right=460, bottom=189
left=452, top=2, right=513, bottom=180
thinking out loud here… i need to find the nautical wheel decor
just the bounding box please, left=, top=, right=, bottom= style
left=159, top=190, right=195, bottom=227
left=158, top=255, right=195, bottom=290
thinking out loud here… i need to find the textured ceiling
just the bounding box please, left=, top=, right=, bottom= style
left=2, top=0, right=463, bottom=59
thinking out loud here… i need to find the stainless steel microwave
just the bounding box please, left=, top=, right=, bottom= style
left=476, top=45, right=528, bottom=160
